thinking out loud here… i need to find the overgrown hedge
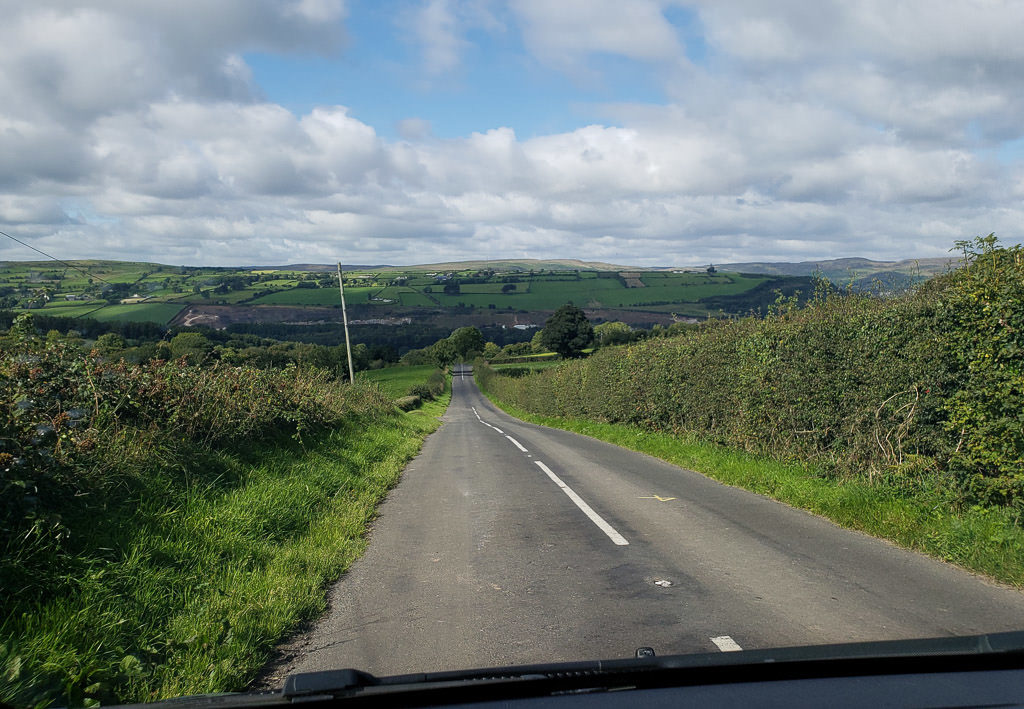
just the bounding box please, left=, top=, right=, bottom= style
left=406, top=369, right=447, bottom=401
left=478, top=237, right=1024, bottom=507
left=1, top=314, right=394, bottom=609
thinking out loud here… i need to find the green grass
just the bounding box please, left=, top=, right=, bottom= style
left=360, top=365, right=442, bottom=398
left=476, top=384, right=1024, bottom=589
left=398, top=290, right=437, bottom=307
left=420, top=274, right=767, bottom=311
left=1, top=261, right=779, bottom=319
left=1, top=396, right=449, bottom=707
left=249, top=287, right=373, bottom=306
left=457, top=283, right=511, bottom=294
left=86, top=303, right=186, bottom=324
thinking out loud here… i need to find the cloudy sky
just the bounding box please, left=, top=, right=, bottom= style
left=1, top=1, right=1022, bottom=267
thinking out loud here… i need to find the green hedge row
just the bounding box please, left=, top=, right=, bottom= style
left=1, top=314, right=395, bottom=610
left=478, top=237, right=1024, bottom=507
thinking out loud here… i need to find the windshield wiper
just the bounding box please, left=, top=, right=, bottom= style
left=128, top=631, right=1024, bottom=707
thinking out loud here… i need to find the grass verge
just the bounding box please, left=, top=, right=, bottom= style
left=2, top=395, right=448, bottom=707
left=359, top=365, right=444, bottom=399
left=476, top=386, right=1024, bottom=589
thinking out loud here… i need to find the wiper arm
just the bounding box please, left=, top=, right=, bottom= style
left=280, top=631, right=1024, bottom=702
left=126, top=631, right=1024, bottom=707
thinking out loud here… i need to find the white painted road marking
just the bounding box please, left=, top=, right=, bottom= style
left=710, top=635, right=742, bottom=652
left=492, top=427, right=504, bottom=434
left=534, top=461, right=629, bottom=546
left=505, top=435, right=527, bottom=452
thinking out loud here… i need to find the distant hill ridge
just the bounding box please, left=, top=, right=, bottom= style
left=702, top=256, right=959, bottom=281
left=2, top=255, right=960, bottom=280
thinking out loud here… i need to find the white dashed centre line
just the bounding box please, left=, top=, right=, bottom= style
left=534, top=461, right=629, bottom=546
left=492, top=427, right=504, bottom=434
left=710, top=636, right=742, bottom=652
left=505, top=436, right=527, bottom=452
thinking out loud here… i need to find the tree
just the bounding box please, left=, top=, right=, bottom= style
left=541, top=304, right=593, bottom=358
left=169, top=332, right=213, bottom=364
left=501, top=283, right=516, bottom=293
left=430, top=338, right=456, bottom=367
left=443, top=281, right=460, bottom=295
left=95, top=332, right=127, bottom=355
left=530, top=329, right=545, bottom=353
left=594, top=321, right=632, bottom=346
left=482, top=342, right=502, bottom=360
left=448, top=326, right=484, bottom=360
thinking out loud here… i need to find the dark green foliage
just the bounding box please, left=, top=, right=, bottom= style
left=477, top=238, right=1024, bottom=507
left=1, top=318, right=405, bottom=706
left=697, top=276, right=815, bottom=313
left=0, top=310, right=165, bottom=340
left=169, top=331, right=212, bottom=364
left=429, top=338, right=456, bottom=367
left=541, top=304, right=594, bottom=358
left=448, top=326, right=485, bottom=359
left=937, top=236, right=1024, bottom=503
left=406, top=369, right=447, bottom=403
left=94, top=332, right=126, bottom=355
left=1, top=323, right=394, bottom=610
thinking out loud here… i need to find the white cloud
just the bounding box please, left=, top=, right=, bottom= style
left=511, top=0, right=684, bottom=77
left=414, top=0, right=467, bottom=76
left=1, top=0, right=1022, bottom=267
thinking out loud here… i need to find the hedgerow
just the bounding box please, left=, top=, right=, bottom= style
left=477, top=236, right=1023, bottom=508
left=0, top=312, right=445, bottom=707
left=2, top=314, right=393, bottom=593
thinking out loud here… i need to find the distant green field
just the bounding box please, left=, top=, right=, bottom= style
left=87, top=303, right=186, bottom=324
left=398, top=290, right=437, bottom=307
left=249, top=286, right=372, bottom=306
left=415, top=273, right=767, bottom=310
left=42, top=299, right=106, bottom=310
left=1, top=260, right=794, bottom=322
left=38, top=303, right=107, bottom=318
left=360, top=365, right=440, bottom=398
left=458, top=283, right=509, bottom=294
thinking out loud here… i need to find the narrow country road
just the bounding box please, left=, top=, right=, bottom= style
left=261, top=364, right=1024, bottom=682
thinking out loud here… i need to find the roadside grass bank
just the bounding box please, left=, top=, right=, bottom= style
left=360, top=365, right=447, bottom=407
left=476, top=387, right=1024, bottom=588
left=2, top=407, right=446, bottom=708
left=1, top=318, right=450, bottom=707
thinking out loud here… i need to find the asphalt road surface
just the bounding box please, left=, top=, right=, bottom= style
left=264, top=364, right=1024, bottom=681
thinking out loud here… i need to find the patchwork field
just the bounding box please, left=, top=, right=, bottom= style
left=0, top=259, right=813, bottom=326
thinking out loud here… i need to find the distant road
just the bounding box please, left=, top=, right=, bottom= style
left=262, top=364, right=1024, bottom=681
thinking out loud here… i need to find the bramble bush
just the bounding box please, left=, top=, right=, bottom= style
left=478, top=237, right=1023, bottom=507
left=1, top=313, right=394, bottom=607
left=406, top=369, right=447, bottom=402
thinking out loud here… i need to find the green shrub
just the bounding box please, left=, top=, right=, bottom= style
left=0, top=314, right=425, bottom=707
left=395, top=394, right=422, bottom=410
left=406, top=369, right=447, bottom=401
left=1, top=317, right=393, bottom=609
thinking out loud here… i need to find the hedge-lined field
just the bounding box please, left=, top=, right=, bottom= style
left=0, top=317, right=446, bottom=707
left=478, top=237, right=1023, bottom=508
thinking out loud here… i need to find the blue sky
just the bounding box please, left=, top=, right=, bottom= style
left=244, top=3, right=689, bottom=140
left=1, top=1, right=1022, bottom=267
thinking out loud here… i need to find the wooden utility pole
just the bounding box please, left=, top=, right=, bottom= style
left=337, top=262, right=355, bottom=384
